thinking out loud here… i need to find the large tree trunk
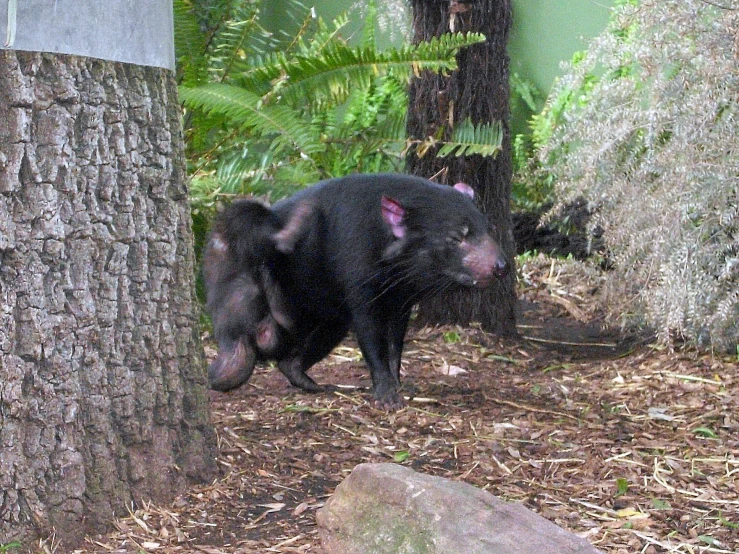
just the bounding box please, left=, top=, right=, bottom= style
left=0, top=51, right=217, bottom=547
left=406, top=0, right=517, bottom=336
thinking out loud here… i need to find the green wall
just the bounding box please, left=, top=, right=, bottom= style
left=509, top=0, right=614, bottom=133
left=510, top=0, right=613, bottom=97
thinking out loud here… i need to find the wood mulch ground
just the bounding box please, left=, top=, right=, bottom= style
left=70, top=254, right=737, bottom=554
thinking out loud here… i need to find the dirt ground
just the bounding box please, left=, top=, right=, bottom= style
left=73, top=255, right=738, bottom=554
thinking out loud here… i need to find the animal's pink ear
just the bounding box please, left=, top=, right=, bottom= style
left=381, top=195, right=406, bottom=239
left=453, top=182, right=475, bottom=199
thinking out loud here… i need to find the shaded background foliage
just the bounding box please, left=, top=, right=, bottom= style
left=175, top=0, right=498, bottom=206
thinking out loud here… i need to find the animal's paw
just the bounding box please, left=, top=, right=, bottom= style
left=373, top=389, right=406, bottom=411
left=208, top=341, right=255, bottom=392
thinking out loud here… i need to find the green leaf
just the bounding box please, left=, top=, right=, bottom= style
left=435, top=119, right=503, bottom=158
left=511, top=72, right=542, bottom=112
left=718, top=512, right=738, bottom=529
left=651, top=498, right=671, bottom=510
left=616, top=478, right=629, bottom=496
left=254, top=33, right=486, bottom=108
left=443, top=331, right=460, bottom=343
left=692, top=427, right=718, bottom=439
left=173, top=0, right=209, bottom=86
left=393, top=450, right=410, bottom=463
left=210, top=15, right=263, bottom=81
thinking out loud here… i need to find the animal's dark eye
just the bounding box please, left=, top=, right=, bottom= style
left=448, top=225, right=470, bottom=243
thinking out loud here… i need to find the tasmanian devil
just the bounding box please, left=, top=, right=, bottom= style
left=256, top=173, right=509, bottom=409
left=203, top=198, right=314, bottom=392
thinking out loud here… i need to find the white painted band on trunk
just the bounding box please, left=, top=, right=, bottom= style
left=0, top=0, right=174, bottom=70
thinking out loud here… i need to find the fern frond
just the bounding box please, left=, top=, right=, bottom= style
left=234, top=51, right=292, bottom=96
left=269, top=0, right=318, bottom=51
left=280, top=33, right=485, bottom=107
left=354, top=109, right=408, bottom=144
left=181, top=5, right=490, bottom=207
left=233, top=32, right=485, bottom=109
left=361, top=0, right=377, bottom=49
left=190, top=151, right=319, bottom=202
left=297, top=12, right=350, bottom=57
left=210, top=13, right=262, bottom=81
left=173, top=0, right=209, bottom=86
left=180, top=83, right=324, bottom=156
left=344, top=72, right=406, bottom=127
left=411, top=32, right=486, bottom=64
left=436, top=119, right=503, bottom=158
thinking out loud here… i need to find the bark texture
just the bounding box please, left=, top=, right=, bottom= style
left=0, top=51, right=216, bottom=547
left=407, top=0, right=517, bottom=335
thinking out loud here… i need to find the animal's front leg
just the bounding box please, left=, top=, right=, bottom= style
left=352, top=310, right=404, bottom=410
left=387, top=309, right=411, bottom=387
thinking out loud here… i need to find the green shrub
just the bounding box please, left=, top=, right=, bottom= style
left=538, top=0, right=739, bottom=350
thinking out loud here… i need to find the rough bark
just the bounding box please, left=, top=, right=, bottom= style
left=407, top=0, right=517, bottom=336
left=0, top=51, right=217, bottom=547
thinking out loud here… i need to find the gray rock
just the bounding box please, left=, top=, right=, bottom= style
left=316, top=463, right=602, bottom=554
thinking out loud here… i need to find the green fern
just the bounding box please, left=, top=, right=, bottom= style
left=173, top=0, right=209, bottom=85
left=435, top=119, right=503, bottom=158
left=230, top=33, right=484, bottom=108
left=180, top=83, right=324, bottom=155
left=209, top=14, right=261, bottom=81
left=282, top=34, right=484, bottom=106
left=176, top=0, right=497, bottom=203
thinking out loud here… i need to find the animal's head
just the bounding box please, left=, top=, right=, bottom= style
left=380, top=182, right=507, bottom=289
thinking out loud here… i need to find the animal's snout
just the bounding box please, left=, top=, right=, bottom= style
left=462, top=235, right=508, bottom=286
left=493, top=258, right=508, bottom=278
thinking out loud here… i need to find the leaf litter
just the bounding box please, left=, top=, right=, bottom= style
left=75, top=254, right=738, bottom=554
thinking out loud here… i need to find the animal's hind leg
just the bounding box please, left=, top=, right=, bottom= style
left=277, top=321, right=349, bottom=392
left=208, top=337, right=256, bottom=392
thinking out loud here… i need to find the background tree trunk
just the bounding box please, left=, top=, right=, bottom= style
left=0, top=51, right=217, bottom=547
left=406, top=0, right=517, bottom=336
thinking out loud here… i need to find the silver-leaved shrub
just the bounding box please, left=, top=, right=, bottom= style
left=539, top=0, right=738, bottom=350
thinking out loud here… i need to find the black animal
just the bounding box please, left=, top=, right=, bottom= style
left=206, top=173, right=507, bottom=408
left=203, top=198, right=314, bottom=391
